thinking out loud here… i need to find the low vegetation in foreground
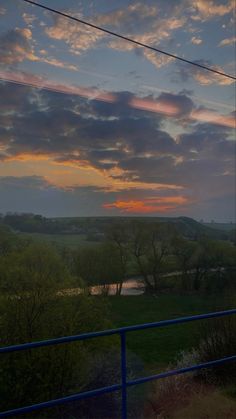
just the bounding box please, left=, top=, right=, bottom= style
left=0, top=215, right=235, bottom=418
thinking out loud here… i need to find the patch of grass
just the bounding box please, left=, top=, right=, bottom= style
left=108, top=295, right=233, bottom=368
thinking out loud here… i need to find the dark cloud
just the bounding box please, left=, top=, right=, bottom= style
left=0, top=81, right=34, bottom=112
left=179, top=123, right=234, bottom=157
left=0, top=81, right=235, bottom=220
left=90, top=91, right=136, bottom=118
left=119, top=155, right=177, bottom=183
left=0, top=28, right=33, bottom=66
left=157, top=92, right=194, bottom=117
left=0, top=82, right=179, bottom=170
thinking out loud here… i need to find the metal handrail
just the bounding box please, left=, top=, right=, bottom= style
left=0, top=308, right=236, bottom=418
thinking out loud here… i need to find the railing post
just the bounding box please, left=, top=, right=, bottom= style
left=120, top=331, right=127, bottom=419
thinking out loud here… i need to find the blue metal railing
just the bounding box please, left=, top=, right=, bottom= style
left=0, top=308, right=236, bottom=418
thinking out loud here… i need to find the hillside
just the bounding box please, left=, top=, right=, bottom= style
left=172, top=216, right=230, bottom=240
left=0, top=214, right=231, bottom=242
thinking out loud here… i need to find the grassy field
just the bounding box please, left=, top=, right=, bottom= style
left=108, top=294, right=234, bottom=369
left=21, top=232, right=101, bottom=249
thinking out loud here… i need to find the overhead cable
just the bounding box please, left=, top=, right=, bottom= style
left=20, top=0, right=236, bottom=81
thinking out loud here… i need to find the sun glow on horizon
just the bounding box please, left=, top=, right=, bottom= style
left=103, top=196, right=189, bottom=213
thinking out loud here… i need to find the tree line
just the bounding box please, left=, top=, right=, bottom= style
left=74, top=221, right=236, bottom=295
left=0, top=226, right=123, bottom=417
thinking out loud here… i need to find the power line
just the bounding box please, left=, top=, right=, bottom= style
left=20, top=0, right=236, bottom=82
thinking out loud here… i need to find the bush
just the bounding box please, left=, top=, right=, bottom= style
left=0, top=241, right=116, bottom=415
left=196, top=316, right=236, bottom=384
left=171, top=314, right=236, bottom=386
left=146, top=351, right=204, bottom=418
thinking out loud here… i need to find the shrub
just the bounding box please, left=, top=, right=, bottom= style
left=196, top=316, right=236, bottom=384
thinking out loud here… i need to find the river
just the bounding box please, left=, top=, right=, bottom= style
left=57, top=278, right=145, bottom=297
left=57, top=268, right=226, bottom=297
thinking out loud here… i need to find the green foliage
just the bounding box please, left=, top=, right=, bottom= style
left=0, top=295, right=113, bottom=413
left=0, top=222, right=235, bottom=416
left=0, top=243, right=67, bottom=293
left=196, top=315, right=236, bottom=385
left=2, top=213, right=68, bottom=234
left=2, top=213, right=231, bottom=241
left=129, top=221, right=175, bottom=293
left=171, top=236, right=197, bottom=290
left=0, top=239, right=114, bottom=415
left=75, top=242, right=123, bottom=287
left=0, top=223, right=28, bottom=256
left=22, top=232, right=101, bottom=249
left=107, top=222, right=130, bottom=277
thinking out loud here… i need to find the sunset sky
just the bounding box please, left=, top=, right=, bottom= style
left=0, top=0, right=235, bottom=221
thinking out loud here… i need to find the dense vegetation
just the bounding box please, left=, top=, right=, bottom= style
left=1, top=213, right=234, bottom=241
left=0, top=215, right=235, bottom=417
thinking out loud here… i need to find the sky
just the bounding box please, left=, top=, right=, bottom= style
left=0, top=0, right=235, bottom=221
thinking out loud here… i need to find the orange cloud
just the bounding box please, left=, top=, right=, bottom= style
left=191, top=68, right=234, bottom=86
left=191, top=109, right=235, bottom=129
left=109, top=180, right=184, bottom=192
left=191, top=36, right=202, bottom=45
left=218, top=36, right=236, bottom=47
left=103, top=196, right=189, bottom=213
left=45, top=3, right=184, bottom=70
left=129, top=96, right=179, bottom=116
left=5, top=153, right=50, bottom=162
left=192, top=0, right=234, bottom=20
left=0, top=28, right=78, bottom=71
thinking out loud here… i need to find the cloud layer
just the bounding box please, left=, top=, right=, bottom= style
left=0, top=79, right=235, bottom=219
left=0, top=0, right=235, bottom=220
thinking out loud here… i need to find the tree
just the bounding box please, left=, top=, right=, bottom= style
left=75, top=243, right=123, bottom=294
left=188, top=239, right=213, bottom=290
left=107, top=223, right=130, bottom=295
left=171, top=236, right=197, bottom=291
left=0, top=242, right=114, bottom=414
left=0, top=224, right=25, bottom=256
left=189, top=239, right=236, bottom=291
left=130, top=222, right=173, bottom=294
left=0, top=242, right=70, bottom=342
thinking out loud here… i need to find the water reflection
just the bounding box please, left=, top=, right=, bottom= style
left=58, top=278, right=144, bottom=297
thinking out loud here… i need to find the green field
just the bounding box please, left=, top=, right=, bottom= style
left=108, top=294, right=234, bottom=369
left=21, top=232, right=101, bottom=248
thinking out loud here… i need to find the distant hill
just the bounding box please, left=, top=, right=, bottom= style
left=0, top=213, right=231, bottom=242
left=172, top=217, right=230, bottom=240
left=202, top=222, right=236, bottom=232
